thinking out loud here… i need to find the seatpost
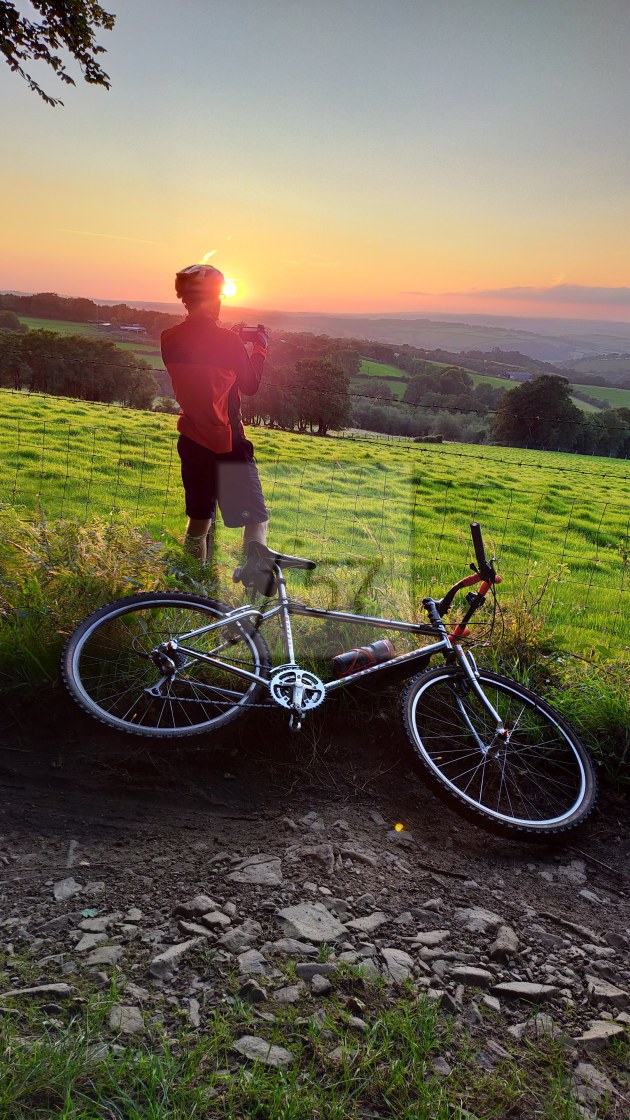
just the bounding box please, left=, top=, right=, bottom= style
left=275, top=564, right=296, bottom=663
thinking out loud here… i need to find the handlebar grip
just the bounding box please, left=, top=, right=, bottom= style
left=470, top=522, right=491, bottom=577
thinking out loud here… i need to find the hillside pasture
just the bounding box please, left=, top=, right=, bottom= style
left=1, top=388, right=628, bottom=659
left=570, top=383, right=630, bottom=410
left=16, top=316, right=99, bottom=337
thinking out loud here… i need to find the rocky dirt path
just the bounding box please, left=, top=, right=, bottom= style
left=1, top=699, right=628, bottom=1115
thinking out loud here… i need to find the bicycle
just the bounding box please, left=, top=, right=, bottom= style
left=62, top=522, right=597, bottom=839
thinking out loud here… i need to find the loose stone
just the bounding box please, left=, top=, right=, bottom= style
left=220, top=920, right=264, bottom=953
left=109, top=1005, right=144, bottom=1034
left=147, top=938, right=201, bottom=979
left=489, top=925, right=519, bottom=961
left=201, top=911, right=231, bottom=929
left=576, top=1022, right=626, bottom=1051
left=295, top=962, right=337, bottom=981
left=311, top=974, right=332, bottom=995
left=454, top=907, right=505, bottom=934
left=233, top=1035, right=293, bottom=1068
left=277, top=903, right=346, bottom=943
left=53, top=877, right=82, bottom=902
left=586, top=976, right=629, bottom=1010
left=270, top=938, right=318, bottom=956
left=228, top=855, right=283, bottom=886
left=237, top=949, right=270, bottom=976
left=238, top=979, right=268, bottom=1003
left=345, top=912, right=389, bottom=934
left=0, top=983, right=74, bottom=1000
left=412, top=930, right=451, bottom=947
left=449, top=966, right=494, bottom=989
left=86, top=945, right=122, bottom=967
left=75, top=932, right=108, bottom=953
left=491, top=981, right=559, bottom=1003
left=381, top=947, right=414, bottom=983
left=171, top=895, right=216, bottom=919
left=274, top=984, right=304, bottom=1004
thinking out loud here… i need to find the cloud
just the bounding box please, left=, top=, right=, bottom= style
left=448, top=284, right=630, bottom=306
left=57, top=228, right=167, bottom=247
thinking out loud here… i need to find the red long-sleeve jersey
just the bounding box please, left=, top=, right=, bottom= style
left=161, top=316, right=264, bottom=454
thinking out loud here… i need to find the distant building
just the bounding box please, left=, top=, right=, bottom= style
left=507, top=371, right=534, bottom=381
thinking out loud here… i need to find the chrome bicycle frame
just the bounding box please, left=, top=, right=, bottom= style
left=156, top=560, right=505, bottom=733
left=173, top=562, right=450, bottom=692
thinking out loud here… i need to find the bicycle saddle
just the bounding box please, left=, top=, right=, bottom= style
left=244, top=541, right=317, bottom=571
left=233, top=542, right=317, bottom=597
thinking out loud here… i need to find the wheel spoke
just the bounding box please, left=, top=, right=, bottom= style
left=66, top=596, right=268, bottom=737
left=406, top=669, right=593, bottom=831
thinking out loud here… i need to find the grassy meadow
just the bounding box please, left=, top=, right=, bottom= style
left=1, top=388, right=628, bottom=660
left=570, top=383, right=630, bottom=409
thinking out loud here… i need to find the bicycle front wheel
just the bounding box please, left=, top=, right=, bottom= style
left=402, top=667, right=597, bottom=837
left=62, top=592, right=271, bottom=738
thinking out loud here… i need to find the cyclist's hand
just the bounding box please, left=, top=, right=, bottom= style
left=253, top=326, right=268, bottom=353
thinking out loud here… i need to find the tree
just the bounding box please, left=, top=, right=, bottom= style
left=364, top=378, right=394, bottom=402
left=492, top=375, right=583, bottom=451
left=0, top=309, right=26, bottom=331
left=438, top=366, right=472, bottom=395
left=1, top=2, right=116, bottom=106
left=0, top=329, right=157, bottom=406
left=294, top=359, right=351, bottom=436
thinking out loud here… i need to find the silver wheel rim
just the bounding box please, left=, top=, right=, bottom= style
left=70, top=598, right=263, bottom=736
left=409, top=671, right=588, bottom=828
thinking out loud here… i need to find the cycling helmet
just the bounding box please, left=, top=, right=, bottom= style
left=175, top=264, right=225, bottom=302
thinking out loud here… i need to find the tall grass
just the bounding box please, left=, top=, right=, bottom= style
left=1, top=508, right=627, bottom=780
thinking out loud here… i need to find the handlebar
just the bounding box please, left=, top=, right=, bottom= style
left=428, top=522, right=500, bottom=625
left=470, top=522, right=496, bottom=583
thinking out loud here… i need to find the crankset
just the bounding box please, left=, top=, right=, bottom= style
left=268, top=665, right=326, bottom=716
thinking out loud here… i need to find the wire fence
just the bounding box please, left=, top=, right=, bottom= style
left=1, top=392, right=629, bottom=658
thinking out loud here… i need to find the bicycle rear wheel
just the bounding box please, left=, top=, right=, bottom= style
left=62, top=592, right=270, bottom=738
left=402, top=667, right=597, bottom=838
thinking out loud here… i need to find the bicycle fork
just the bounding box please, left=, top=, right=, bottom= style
left=453, top=644, right=508, bottom=755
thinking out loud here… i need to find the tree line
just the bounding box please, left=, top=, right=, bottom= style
left=0, top=292, right=180, bottom=340
left=0, top=329, right=157, bottom=409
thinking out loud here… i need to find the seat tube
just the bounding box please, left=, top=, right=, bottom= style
left=275, top=565, right=296, bottom=663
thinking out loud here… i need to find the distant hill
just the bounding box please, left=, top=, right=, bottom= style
left=6, top=288, right=630, bottom=363
left=92, top=300, right=630, bottom=363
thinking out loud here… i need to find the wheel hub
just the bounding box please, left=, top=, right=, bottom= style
left=269, top=665, right=326, bottom=713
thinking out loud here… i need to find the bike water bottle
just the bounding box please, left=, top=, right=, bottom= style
left=332, top=639, right=395, bottom=678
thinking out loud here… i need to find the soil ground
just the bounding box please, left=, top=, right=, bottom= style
left=2, top=688, right=628, bottom=937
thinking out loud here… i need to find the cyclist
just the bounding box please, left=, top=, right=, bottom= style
left=161, top=264, right=269, bottom=564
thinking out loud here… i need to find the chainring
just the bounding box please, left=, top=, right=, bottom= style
left=268, top=665, right=326, bottom=712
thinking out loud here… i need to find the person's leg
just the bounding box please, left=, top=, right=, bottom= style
left=243, top=520, right=268, bottom=550
left=217, top=452, right=269, bottom=556
left=178, top=436, right=218, bottom=565
left=185, top=516, right=213, bottom=562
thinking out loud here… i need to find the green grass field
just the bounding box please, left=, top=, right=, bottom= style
left=570, top=382, right=630, bottom=409
left=16, top=314, right=166, bottom=369
left=16, top=316, right=98, bottom=337
left=1, top=388, right=628, bottom=658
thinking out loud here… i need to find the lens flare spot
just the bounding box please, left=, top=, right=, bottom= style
left=199, top=249, right=217, bottom=264
left=222, top=279, right=238, bottom=298
left=394, top=822, right=404, bottom=832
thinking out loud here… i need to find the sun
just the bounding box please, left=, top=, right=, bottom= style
left=222, top=279, right=238, bottom=299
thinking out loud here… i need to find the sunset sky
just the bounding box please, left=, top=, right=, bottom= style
left=1, top=0, right=629, bottom=318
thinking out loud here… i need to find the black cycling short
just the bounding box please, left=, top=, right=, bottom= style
left=177, top=434, right=268, bottom=528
